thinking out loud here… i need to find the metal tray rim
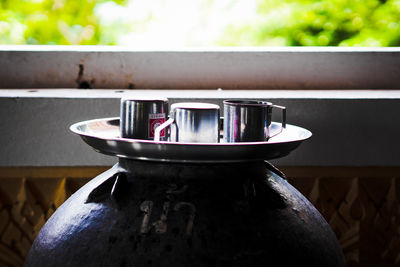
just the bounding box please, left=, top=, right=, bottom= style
left=70, top=117, right=312, bottom=162
left=70, top=117, right=312, bottom=146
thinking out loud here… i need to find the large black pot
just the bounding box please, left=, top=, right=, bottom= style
left=25, top=159, right=346, bottom=267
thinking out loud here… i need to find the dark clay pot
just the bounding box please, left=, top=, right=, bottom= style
left=25, top=160, right=346, bottom=267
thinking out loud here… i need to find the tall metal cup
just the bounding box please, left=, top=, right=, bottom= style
left=154, top=102, right=220, bottom=143
left=223, top=100, right=286, bottom=142
left=120, top=97, right=168, bottom=140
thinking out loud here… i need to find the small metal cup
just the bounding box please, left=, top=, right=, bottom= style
left=154, top=102, right=220, bottom=143
left=120, top=97, right=168, bottom=140
left=223, top=100, right=286, bottom=142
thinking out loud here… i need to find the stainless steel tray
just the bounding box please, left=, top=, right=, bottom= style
left=70, top=117, right=312, bottom=163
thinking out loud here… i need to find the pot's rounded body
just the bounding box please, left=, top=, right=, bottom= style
left=25, top=160, right=345, bottom=267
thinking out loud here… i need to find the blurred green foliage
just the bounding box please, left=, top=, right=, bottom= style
left=0, top=0, right=127, bottom=45
left=1, top=0, right=400, bottom=46
left=219, top=0, right=400, bottom=46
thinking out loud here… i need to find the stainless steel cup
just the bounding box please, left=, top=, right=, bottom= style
left=154, top=102, right=220, bottom=143
left=120, top=97, right=168, bottom=140
left=223, top=100, right=286, bottom=142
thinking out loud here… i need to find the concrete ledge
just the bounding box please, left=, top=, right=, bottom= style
left=2, top=89, right=400, bottom=99
left=1, top=46, right=400, bottom=89
left=1, top=89, right=399, bottom=167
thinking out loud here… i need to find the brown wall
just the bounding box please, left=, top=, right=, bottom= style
left=0, top=166, right=399, bottom=267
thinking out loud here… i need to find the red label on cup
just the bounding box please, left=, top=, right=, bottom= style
left=149, top=113, right=166, bottom=138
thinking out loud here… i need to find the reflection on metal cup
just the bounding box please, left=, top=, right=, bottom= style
left=120, top=97, right=168, bottom=140
left=155, top=102, right=220, bottom=143
left=223, top=100, right=286, bottom=142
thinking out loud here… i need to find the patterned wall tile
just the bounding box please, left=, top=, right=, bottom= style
left=0, top=166, right=399, bottom=267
